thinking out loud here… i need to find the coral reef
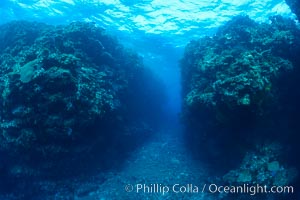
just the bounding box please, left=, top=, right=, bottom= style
left=223, top=143, right=298, bottom=186
left=221, top=143, right=298, bottom=199
left=181, top=15, right=300, bottom=184
left=0, top=21, right=166, bottom=181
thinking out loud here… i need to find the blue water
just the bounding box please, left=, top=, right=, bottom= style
left=0, top=0, right=299, bottom=199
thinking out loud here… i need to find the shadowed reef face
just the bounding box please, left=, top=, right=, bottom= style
left=180, top=15, right=300, bottom=192
left=0, top=21, right=167, bottom=180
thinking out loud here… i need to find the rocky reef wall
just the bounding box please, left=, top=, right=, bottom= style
left=0, top=21, right=166, bottom=182
left=181, top=15, right=300, bottom=195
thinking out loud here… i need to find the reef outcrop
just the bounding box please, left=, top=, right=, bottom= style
left=0, top=21, right=165, bottom=181
left=181, top=15, right=300, bottom=182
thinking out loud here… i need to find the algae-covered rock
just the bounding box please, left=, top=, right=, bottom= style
left=181, top=15, right=300, bottom=170
left=268, top=161, right=280, bottom=172
left=0, top=21, right=166, bottom=179
left=223, top=143, right=298, bottom=186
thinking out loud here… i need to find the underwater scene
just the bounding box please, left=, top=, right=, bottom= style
left=0, top=0, right=300, bottom=199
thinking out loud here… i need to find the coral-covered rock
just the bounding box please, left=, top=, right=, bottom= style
left=0, top=21, right=165, bottom=179
left=181, top=16, right=300, bottom=169
left=221, top=143, right=298, bottom=199
left=223, top=143, right=298, bottom=186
